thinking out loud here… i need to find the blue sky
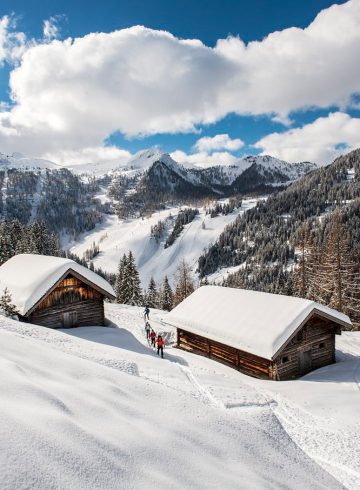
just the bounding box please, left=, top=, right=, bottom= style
left=0, top=0, right=359, bottom=166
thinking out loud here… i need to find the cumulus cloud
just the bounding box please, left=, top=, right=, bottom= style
left=171, top=149, right=238, bottom=168
left=194, top=133, right=244, bottom=152
left=0, top=0, right=359, bottom=161
left=254, top=112, right=360, bottom=165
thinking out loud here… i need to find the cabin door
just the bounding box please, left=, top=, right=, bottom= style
left=63, top=312, right=77, bottom=328
left=299, top=349, right=312, bottom=375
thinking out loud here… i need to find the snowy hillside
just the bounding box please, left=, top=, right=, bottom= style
left=68, top=199, right=260, bottom=287
left=0, top=305, right=359, bottom=489
left=0, top=152, right=60, bottom=170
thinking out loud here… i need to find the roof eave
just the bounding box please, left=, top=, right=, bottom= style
left=24, top=267, right=114, bottom=316
left=271, top=307, right=352, bottom=361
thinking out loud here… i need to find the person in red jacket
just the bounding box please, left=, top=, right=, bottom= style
left=150, top=329, right=156, bottom=348
left=156, top=335, right=165, bottom=358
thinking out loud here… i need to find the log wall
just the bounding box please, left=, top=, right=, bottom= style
left=27, top=274, right=105, bottom=328
left=177, top=314, right=338, bottom=381
left=177, top=329, right=271, bottom=379
left=272, top=315, right=337, bottom=380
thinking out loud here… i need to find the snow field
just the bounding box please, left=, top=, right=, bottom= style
left=1, top=305, right=359, bottom=489
left=68, top=199, right=258, bottom=287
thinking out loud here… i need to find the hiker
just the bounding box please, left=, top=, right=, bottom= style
left=144, top=306, right=150, bottom=321
left=145, top=321, right=151, bottom=339
left=156, top=334, right=164, bottom=358
left=150, top=329, right=156, bottom=348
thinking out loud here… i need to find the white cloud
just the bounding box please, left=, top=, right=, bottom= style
left=171, top=149, right=238, bottom=168
left=194, top=133, right=244, bottom=152
left=43, top=17, right=60, bottom=41
left=0, top=15, right=27, bottom=65
left=0, top=1, right=359, bottom=161
left=254, top=112, right=360, bottom=165
left=42, top=145, right=132, bottom=166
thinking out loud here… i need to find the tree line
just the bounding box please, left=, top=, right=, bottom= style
left=115, top=252, right=195, bottom=311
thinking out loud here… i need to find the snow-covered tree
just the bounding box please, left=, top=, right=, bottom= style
left=115, top=251, right=143, bottom=306
left=0, top=288, right=19, bottom=318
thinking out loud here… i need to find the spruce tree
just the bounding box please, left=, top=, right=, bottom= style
left=146, top=277, right=158, bottom=308
left=0, top=288, right=19, bottom=317
left=160, top=276, right=173, bottom=311
left=115, top=254, right=128, bottom=303
left=125, top=251, right=143, bottom=306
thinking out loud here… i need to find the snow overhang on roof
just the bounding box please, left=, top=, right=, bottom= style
left=163, top=285, right=352, bottom=360
left=0, top=254, right=115, bottom=316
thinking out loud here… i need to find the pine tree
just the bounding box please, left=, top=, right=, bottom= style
left=174, top=259, right=195, bottom=306
left=0, top=220, right=13, bottom=265
left=146, top=277, right=158, bottom=308
left=115, top=254, right=128, bottom=303
left=0, top=288, right=19, bottom=317
left=160, top=276, right=173, bottom=311
left=124, top=251, right=143, bottom=306
left=115, top=251, right=144, bottom=306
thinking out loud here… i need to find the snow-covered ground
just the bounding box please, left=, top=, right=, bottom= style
left=1, top=305, right=359, bottom=489
left=207, top=263, right=247, bottom=284
left=68, top=199, right=259, bottom=287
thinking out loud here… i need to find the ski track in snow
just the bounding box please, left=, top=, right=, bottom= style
left=107, top=305, right=360, bottom=489
left=68, top=199, right=259, bottom=287
left=1, top=306, right=359, bottom=489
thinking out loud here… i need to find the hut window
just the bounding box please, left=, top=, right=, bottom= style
left=319, top=342, right=325, bottom=349
left=281, top=355, right=289, bottom=364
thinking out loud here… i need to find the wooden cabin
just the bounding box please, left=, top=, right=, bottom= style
left=163, top=286, right=352, bottom=380
left=0, top=254, right=115, bottom=328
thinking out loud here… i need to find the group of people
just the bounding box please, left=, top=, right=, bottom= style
left=144, top=307, right=165, bottom=358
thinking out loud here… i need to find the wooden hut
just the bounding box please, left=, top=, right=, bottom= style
left=0, top=254, right=115, bottom=328
left=163, top=286, right=352, bottom=380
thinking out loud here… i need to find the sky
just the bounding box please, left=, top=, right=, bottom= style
left=0, top=0, right=359, bottom=167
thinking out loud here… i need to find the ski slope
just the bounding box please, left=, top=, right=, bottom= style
left=68, top=199, right=259, bottom=287
left=1, top=305, right=359, bottom=489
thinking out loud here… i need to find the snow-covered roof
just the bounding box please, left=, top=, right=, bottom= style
left=0, top=254, right=115, bottom=316
left=164, top=286, right=352, bottom=360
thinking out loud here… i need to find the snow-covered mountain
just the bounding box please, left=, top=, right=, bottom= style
left=0, top=152, right=61, bottom=170
left=109, top=150, right=316, bottom=216
left=117, top=150, right=316, bottom=189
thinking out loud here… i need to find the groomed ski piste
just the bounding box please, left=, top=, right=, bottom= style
left=68, top=198, right=260, bottom=287
left=1, top=304, right=359, bottom=490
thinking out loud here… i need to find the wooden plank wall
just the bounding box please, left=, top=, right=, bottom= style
left=177, top=329, right=271, bottom=379
left=26, top=273, right=106, bottom=328
left=178, top=314, right=338, bottom=381
left=29, top=299, right=105, bottom=328
left=272, top=317, right=337, bottom=380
